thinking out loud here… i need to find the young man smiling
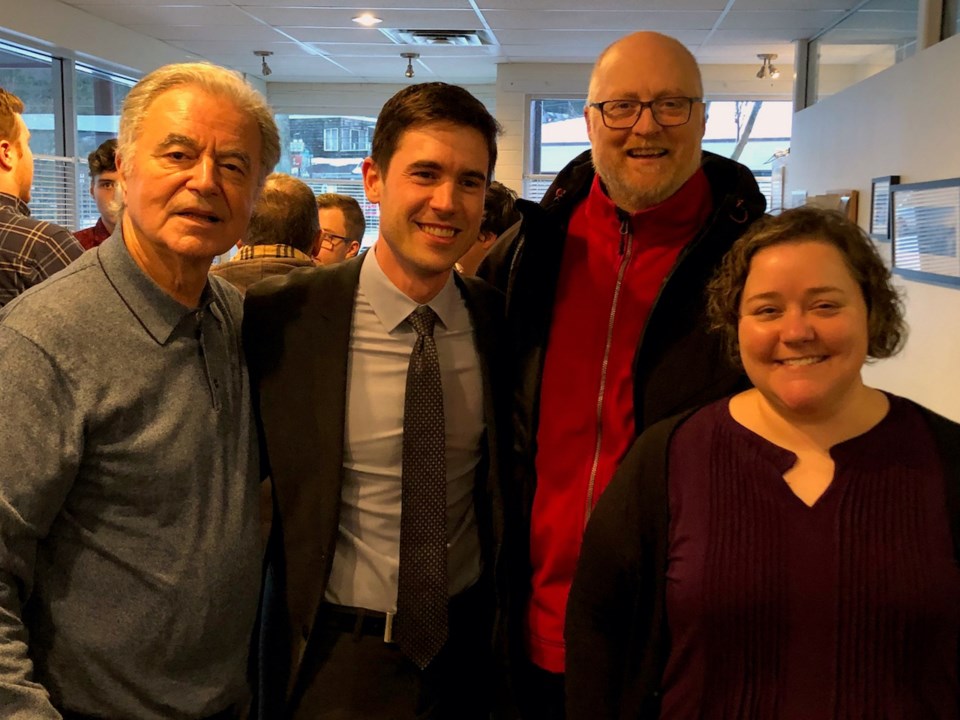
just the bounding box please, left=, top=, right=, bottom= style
left=245, top=82, right=510, bottom=720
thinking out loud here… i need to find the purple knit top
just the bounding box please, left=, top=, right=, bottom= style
left=659, top=394, right=960, bottom=720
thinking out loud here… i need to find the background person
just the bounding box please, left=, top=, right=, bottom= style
left=0, top=86, right=82, bottom=307
left=211, top=172, right=319, bottom=295
left=315, top=192, right=364, bottom=265
left=74, top=137, right=120, bottom=250
left=566, top=206, right=960, bottom=719
left=478, top=31, right=766, bottom=717
left=456, top=180, right=521, bottom=276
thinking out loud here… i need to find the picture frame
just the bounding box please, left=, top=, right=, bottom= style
left=869, top=175, right=900, bottom=240
left=891, top=178, right=960, bottom=289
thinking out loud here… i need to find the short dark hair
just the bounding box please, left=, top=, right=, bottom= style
left=370, top=82, right=502, bottom=178
left=481, top=181, right=521, bottom=236
left=316, top=193, right=366, bottom=244
left=244, top=172, right=319, bottom=254
left=0, top=86, right=25, bottom=145
left=88, top=138, right=118, bottom=177
left=706, top=206, right=906, bottom=366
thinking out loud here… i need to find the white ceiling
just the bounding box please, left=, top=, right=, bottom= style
left=55, top=0, right=919, bottom=83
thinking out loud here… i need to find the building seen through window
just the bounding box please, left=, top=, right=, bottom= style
left=276, top=114, right=379, bottom=247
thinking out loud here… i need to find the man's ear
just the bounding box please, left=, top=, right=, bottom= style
left=89, top=180, right=96, bottom=198
left=479, top=230, right=498, bottom=249
left=311, top=230, right=323, bottom=258
left=361, top=157, right=382, bottom=204
left=0, top=139, right=16, bottom=172
left=346, top=241, right=360, bottom=259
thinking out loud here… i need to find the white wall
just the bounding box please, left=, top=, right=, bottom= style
left=789, top=34, right=960, bottom=421
left=268, top=82, right=495, bottom=119
left=2, top=0, right=200, bottom=77
left=493, top=62, right=794, bottom=193
left=494, top=63, right=591, bottom=193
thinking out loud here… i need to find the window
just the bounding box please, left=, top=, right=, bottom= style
left=807, top=0, right=919, bottom=103
left=702, top=100, right=793, bottom=210
left=0, top=40, right=137, bottom=231
left=277, top=114, right=380, bottom=246
left=0, top=42, right=76, bottom=227
left=74, top=65, right=134, bottom=230
left=75, top=64, right=134, bottom=159
left=524, top=98, right=586, bottom=200
left=323, top=127, right=339, bottom=151
left=0, top=41, right=58, bottom=155
left=340, top=127, right=369, bottom=152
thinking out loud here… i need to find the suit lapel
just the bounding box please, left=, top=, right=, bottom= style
left=260, top=257, right=364, bottom=681
left=456, top=274, right=500, bottom=455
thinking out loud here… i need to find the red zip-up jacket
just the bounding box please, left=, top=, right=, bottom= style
left=527, top=170, right=712, bottom=672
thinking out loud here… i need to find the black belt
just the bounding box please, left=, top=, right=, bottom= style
left=321, top=580, right=486, bottom=644
left=61, top=707, right=240, bottom=720
left=321, top=603, right=399, bottom=642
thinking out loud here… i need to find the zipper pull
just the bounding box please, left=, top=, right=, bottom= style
left=618, top=215, right=630, bottom=256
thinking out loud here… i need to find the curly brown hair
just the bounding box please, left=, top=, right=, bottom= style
left=87, top=138, right=118, bottom=177
left=706, top=206, right=906, bottom=366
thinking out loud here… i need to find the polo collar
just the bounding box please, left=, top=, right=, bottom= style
left=97, top=229, right=222, bottom=346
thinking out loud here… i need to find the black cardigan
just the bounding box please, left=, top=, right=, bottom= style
left=564, top=398, right=960, bottom=720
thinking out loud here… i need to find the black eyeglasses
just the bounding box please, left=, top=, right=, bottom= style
left=588, top=97, right=702, bottom=129
left=319, top=230, right=350, bottom=251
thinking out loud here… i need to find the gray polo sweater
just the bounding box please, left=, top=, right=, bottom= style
left=0, top=233, right=260, bottom=719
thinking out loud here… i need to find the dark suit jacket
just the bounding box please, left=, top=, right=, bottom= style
left=243, top=254, right=511, bottom=717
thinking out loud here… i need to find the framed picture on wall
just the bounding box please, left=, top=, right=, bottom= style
left=870, top=175, right=900, bottom=239
left=891, top=178, right=960, bottom=289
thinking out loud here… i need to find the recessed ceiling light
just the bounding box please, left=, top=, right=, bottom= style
left=352, top=13, right=382, bottom=27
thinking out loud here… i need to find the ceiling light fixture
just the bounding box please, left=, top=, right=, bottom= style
left=352, top=13, right=382, bottom=27
left=401, top=52, right=419, bottom=79
left=756, top=53, right=780, bottom=80
left=254, top=50, right=273, bottom=77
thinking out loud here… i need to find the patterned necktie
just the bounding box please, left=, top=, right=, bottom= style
left=396, top=305, right=448, bottom=668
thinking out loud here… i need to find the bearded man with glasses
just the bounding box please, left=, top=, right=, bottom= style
left=478, top=31, right=768, bottom=719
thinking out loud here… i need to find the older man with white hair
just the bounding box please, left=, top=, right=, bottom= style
left=0, top=62, right=278, bottom=719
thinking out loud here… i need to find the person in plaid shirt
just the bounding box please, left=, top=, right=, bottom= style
left=0, top=86, right=82, bottom=308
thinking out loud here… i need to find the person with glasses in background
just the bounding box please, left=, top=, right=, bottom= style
left=478, top=31, right=767, bottom=718
left=315, top=192, right=365, bottom=265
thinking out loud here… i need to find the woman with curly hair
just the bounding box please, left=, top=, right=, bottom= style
left=566, top=206, right=960, bottom=720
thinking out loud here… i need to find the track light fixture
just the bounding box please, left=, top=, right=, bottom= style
left=401, top=52, right=419, bottom=79
left=254, top=50, right=273, bottom=77
left=756, top=53, right=780, bottom=80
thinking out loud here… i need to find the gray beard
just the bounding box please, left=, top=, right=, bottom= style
left=590, top=152, right=699, bottom=213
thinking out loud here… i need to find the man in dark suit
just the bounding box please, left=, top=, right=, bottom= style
left=244, top=82, right=509, bottom=720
